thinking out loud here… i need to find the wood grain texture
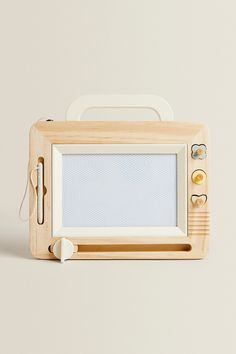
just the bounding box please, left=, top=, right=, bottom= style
left=29, top=120, right=209, bottom=260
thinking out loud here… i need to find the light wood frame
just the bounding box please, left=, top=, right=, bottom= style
left=29, top=121, right=209, bottom=260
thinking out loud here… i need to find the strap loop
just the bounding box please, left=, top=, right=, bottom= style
left=19, top=163, right=38, bottom=222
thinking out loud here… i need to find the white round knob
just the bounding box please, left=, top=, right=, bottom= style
left=52, top=238, right=74, bottom=262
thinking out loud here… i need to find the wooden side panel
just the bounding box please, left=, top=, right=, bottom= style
left=29, top=126, right=52, bottom=258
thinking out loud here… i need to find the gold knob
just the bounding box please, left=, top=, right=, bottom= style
left=191, top=144, right=207, bottom=160
left=195, top=148, right=204, bottom=156
left=191, top=170, right=207, bottom=184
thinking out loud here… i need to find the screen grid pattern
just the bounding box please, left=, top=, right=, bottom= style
left=62, top=154, right=177, bottom=227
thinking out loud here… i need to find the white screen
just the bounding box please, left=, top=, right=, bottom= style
left=62, top=154, right=177, bottom=227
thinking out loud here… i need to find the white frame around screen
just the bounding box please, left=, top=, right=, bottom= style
left=52, top=144, right=187, bottom=237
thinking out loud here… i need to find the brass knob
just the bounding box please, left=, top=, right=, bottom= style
left=191, top=144, right=207, bottom=160
left=192, top=170, right=207, bottom=184
left=195, top=148, right=204, bottom=156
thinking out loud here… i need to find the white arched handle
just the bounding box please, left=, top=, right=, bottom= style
left=66, top=95, right=174, bottom=121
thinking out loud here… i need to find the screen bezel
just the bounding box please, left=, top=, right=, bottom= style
left=52, top=144, right=187, bottom=238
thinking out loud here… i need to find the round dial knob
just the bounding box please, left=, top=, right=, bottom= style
left=191, top=170, right=207, bottom=184
left=52, top=238, right=74, bottom=262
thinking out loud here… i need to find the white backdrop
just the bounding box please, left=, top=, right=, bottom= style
left=0, top=1, right=235, bottom=353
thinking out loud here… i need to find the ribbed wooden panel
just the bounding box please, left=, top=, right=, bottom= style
left=188, top=212, right=210, bottom=236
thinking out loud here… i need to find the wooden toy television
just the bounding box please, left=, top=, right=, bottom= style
left=29, top=96, right=209, bottom=261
